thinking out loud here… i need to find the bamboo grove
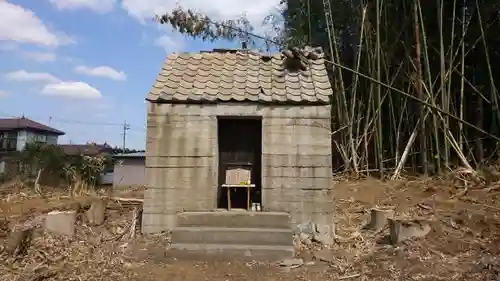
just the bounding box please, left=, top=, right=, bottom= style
left=156, top=0, right=500, bottom=178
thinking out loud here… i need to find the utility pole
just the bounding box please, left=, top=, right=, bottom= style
left=122, top=121, right=130, bottom=151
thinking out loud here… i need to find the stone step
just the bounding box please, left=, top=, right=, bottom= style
left=171, top=226, right=293, bottom=246
left=176, top=211, right=291, bottom=229
left=168, top=243, right=294, bottom=261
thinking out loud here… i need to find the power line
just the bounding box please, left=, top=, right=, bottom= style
left=0, top=112, right=146, bottom=131
left=0, top=112, right=146, bottom=148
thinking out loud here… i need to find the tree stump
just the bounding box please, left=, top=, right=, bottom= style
left=388, top=218, right=431, bottom=244
left=4, top=229, right=33, bottom=256
left=85, top=199, right=106, bottom=226
left=364, top=208, right=394, bottom=231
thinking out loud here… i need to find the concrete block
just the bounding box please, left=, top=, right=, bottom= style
left=45, top=210, right=76, bottom=236
left=364, top=208, right=394, bottom=231
left=388, top=218, right=431, bottom=244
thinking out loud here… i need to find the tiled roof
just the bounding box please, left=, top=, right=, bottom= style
left=114, top=152, right=145, bottom=158
left=0, top=117, right=64, bottom=135
left=59, top=144, right=112, bottom=156
left=147, top=48, right=332, bottom=104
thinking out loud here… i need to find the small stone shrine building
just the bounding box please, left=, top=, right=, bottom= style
left=142, top=46, right=335, bottom=234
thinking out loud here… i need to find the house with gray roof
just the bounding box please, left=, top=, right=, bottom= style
left=0, top=117, right=64, bottom=152
left=142, top=47, right=334, bottom=236
left=0, top=117, right=65, bottom=176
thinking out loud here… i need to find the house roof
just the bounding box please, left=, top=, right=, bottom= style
left=0, top=117, right=65, bottom=135
left=147, top=47, right=333, bottom=105
left=113, top=152, right=145, bottom=158
left=59, top=144, right=112, bottom=156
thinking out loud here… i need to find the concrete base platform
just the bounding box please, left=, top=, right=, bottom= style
left=168, top=243, right=294, bottom=262
left=171, top=227, right=293, bottom=246
left=176, top=211, right=291, bottom=229
left=170, top=211, right=295, bottom=261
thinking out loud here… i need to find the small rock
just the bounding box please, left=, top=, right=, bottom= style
left=45, top=210, right=76, bottom=236
left=298, top=233, right=312, bottom=245
left=280, top=258, right=304, bottom=268
left=85, top=199, right=106, bottom=226
left=295, top=221, right=316, bottom=235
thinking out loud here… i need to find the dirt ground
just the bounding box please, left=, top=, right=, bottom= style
left=1, top=176, right=500, bottom=281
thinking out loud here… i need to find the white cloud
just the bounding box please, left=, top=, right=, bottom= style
left=0, top=2, right=74, bottom=47
left=4, top=70, right=60, bottom=83
left=49, top=0, right=116, bottom=13
left=0, top=90, right=9, bottom=97
left=41, top=81, right=102, bottom=99
left=154, top=34, right=184, bottom=52
left=120, top=0, right=280, bottom=30
left=75, top=65, right=126, bottom=81
left=23, top=51, right=57, bottom=62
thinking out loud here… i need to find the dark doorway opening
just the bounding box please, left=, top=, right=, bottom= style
left=217, top=117, right=262, bottom=209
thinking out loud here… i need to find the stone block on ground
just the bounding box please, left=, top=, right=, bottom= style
left=364, top=208, right=394, bottom=231
left=45, top=210, right=77, bottom=236
left=388, top=218, right=431, bottom=244
left=85, top=199, right=106, bottom=226
left=294, top=221, right=335, bottom=246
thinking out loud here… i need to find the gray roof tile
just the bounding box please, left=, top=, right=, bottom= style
left=147, top=48, right=333, bottom=104
left=0, top=117, right=64, bottom=135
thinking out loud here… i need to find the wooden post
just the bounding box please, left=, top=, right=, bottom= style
left=247, top=187, right=250, bottom=210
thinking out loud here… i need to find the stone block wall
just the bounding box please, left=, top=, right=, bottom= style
left=142, top=103, right=333, bottom=233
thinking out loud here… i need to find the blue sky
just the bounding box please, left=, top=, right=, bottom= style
left=0, top=0, right=280, bottom=149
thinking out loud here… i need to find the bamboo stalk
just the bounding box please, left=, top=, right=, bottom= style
left=414, top=0, right=427, bottom=175
left=438, top=0, right=448, bottom=171
left=375, top=0, right=384, bottom=178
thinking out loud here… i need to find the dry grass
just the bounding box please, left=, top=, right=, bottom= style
left=328, top=177, right=500, bottom=280
left=0, top=177, right=499, bottom=280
